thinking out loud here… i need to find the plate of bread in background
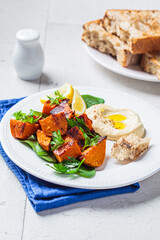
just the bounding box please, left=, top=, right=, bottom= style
left=82, top=10, right=160, bottom=82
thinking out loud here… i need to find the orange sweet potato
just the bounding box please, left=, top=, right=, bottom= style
left=65, top=126, right=84, bottom=148
left=42, top=100, right=57, bottom=115
left=79, top=136, right=107, bottom=167
left=50, top=99, right=74, bottom=119
left=39, top=112, right=67, bottom=136
left=37, top=130, right=51, bottom=151
left=77, top=113, right=95, bottom=133
left=53, top=140, right=81, bottom=163
left=10, top=119, right=39, bottom=139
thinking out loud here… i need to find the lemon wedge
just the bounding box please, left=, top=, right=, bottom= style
left=58, top=83, right=74, bottom=105
left=72, top=89, right=86, bottom=115
left=40, top=83, right=74, bottom=104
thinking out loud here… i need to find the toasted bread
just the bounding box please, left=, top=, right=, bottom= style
left=140, top=52, right=160, bottom=80
left=82, top=19, right=140, bottom=67
left=110, top=133, right=150, bottom=161
left=103, top=10, right=160, bottom=54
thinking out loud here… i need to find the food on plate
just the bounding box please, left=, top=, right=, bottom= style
left=82, top=10, right=160, bottom=80
left=37, top=130, right=51, bottom=151
left=53, top=140, right=82, bottom=163
left=40, top=83, right=74, bottom=105
left=110, top=133, right=151, bottom=161
left=10, top=119, right=39, bottom=139
left=71, top=89, right=87, bottom=115
left=65, top=126, right=85, bottom=149
left=82, top=20, right=140, bottom=67
left=85, top=104, right=144, bottom=140
left=79, top=136, right=107, bottom=167
left=141, top=52, right=160, bottom=80
left=10, top=87, right=108, bottom=178
left=50, top=99, right=74, bottom=119
left=103, top=10, right=160, bottom=54
left=39, top=112, right=68, bottom=136
left=9, top=84, right=150, bottom=178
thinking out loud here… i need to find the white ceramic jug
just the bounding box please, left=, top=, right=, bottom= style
left=12, top=29, right=44, bottom=81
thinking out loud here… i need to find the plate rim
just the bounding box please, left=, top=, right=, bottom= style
left=84, top=44, right=159, bottom=83
left=1, top=86, right=160, bottom=189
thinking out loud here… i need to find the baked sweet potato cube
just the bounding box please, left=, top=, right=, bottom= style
left=39, top=112, right=67, bottom=136
left=50, top=99, right=74, bottom=119
left=79, top=136, right=107, bottom=167
left=42, top=100, right=57, bottom=115
left=77, top=113, right=95, bottom=133
left=66, top=126, right=84, bottom=148
left=53, top=140, right=81, bottom=163
left=37, top=130, right=51, bottom=151
left=10, top=119, right=39, bottom=139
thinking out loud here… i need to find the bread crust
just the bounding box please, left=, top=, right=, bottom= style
left=140, top=53, right=160, bottom=80
left=103, top=9, right=160, bottom=54
left=82, top=19, right=140, bottom=67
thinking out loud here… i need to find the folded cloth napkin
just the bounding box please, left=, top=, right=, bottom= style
left=0, top=98, right=140, bottom=212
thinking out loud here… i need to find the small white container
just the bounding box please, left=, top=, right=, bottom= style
left=12, top=29, right=44, bottom=81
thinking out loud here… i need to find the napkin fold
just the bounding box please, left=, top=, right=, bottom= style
left=0, top=98, right=140, bottom=212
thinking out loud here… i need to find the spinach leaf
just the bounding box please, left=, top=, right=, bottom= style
left=48, top=157, right=84, bottom=175
left=82, top=94, right=105, bottom=108
left=47, top=157, right=95, bottom=178
left=19, top=136, right=56, bottom=163
left=77, top=165, right=95, bottom=178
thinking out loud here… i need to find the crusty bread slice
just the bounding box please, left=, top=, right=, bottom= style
left=103, top=10, right=160, bottom=54
left=82, top=19, right=140, bottom=67
left=140, top=52, right=160, bottom=80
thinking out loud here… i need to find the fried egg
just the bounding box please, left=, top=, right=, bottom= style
left=85, top=104, right=145, bottom=141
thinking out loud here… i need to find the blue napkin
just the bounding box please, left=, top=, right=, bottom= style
left=0, top=98, right=140, bottom=212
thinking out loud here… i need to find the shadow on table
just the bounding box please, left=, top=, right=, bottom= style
left=38, top=170, right=160, bottom=216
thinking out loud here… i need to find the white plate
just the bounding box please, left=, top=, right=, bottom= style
left=85, top=45, right=159, bottom=82
left=1, top=87, right=160, bottom=189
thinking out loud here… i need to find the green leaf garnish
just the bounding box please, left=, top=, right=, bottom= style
left=67, top=117, right=100, bottom=150
left=47, top=157, right=95, bottom=178
left=82, top=94, right=105, bottom=108
left=47, top=90, right=66, bottom=106
left=67, top=117, right=90, bottom=133
left=19, top=136, right=56, bottom=163
left=50, top=130, right=65, bottom=151
left=13, top=109, right=47, bottom=124
left=79, top=127, right=100, bottom=150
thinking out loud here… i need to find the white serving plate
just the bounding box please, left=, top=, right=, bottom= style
left=1, top=87, right=160, bottom=189
left=85, top=45, right=159, bottom=82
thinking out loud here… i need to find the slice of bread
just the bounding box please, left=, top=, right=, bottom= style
left=82, top=19, right=140, bottom=67
left=103, top=10, right=160, bottom=54
left=140, top=52, right=160, bottom=80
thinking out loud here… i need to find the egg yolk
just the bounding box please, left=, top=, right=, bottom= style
left=107, top=114, right=126, bottom=130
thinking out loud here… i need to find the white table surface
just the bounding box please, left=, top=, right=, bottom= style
left=1, top=0, right=160, bottom=239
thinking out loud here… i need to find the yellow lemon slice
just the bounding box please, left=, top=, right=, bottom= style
left=58, top=83, right=74, bottom=105
left=40, top=83, right=74, bottom=104
left=72, top=89, right=86, bottom=115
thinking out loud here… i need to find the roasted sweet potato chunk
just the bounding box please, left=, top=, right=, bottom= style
left=66, top=126, right=84, bottom=148
left=77, top=113, right=95, bottom=133
left=50, top=99, right=74, bottom=119
left=79, top=136, right=107, bottom=167
left=10, top=119, right=39, bottom=139
left=42, top=100, right=57, bottom=115
left=53, top=140, right=81, bottom=163
left=37, top=130, right=51, bottom=151
left=39, top=112, right=67, bottom=136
